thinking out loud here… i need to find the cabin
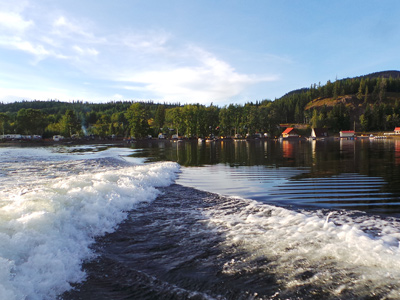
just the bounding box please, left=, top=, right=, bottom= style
left=311, top=128, right=328, bottom=139
left=281, top=127, right=299, bottom=138
left=339, top=131, right=355, bottom=138
left=394, top=127, right=400, bottom=134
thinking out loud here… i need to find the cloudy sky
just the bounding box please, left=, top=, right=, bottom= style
left=0, top=0, right=399, bottom=105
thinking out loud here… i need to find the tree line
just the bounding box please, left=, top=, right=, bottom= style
left=1, top=71, right=400, bottom=139
left=0, top=101, right=281, bottom=139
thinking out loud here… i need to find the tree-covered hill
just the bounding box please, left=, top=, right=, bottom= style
left=1, top=70, right=400, bottom=139
left=273, top=70, right=400, bottom=132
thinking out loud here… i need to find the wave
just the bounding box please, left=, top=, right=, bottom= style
left=0, top=151, right=179, bottom=300
left=202, top=195, right=400, bottom=298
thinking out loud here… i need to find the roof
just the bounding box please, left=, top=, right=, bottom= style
left=282, top=127, right=295, bottom=134
left=394, top=127, right=400, bottom=131
left=340, top=130, right=355, bottom=133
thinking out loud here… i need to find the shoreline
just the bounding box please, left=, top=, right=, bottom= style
left=1, top=134, right=400, bottom=148
left=0, top=138, right=134, bottom=148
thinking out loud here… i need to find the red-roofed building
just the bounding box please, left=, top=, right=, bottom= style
left=394, top=127, right=400, bottom=134
left=281, top=127, right=299, bottom=138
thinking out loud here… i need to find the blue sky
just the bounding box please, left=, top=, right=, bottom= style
left=0, top=0, right=399, bottom=105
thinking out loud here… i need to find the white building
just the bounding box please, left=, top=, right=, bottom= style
left=339, top=131, right=355, bottom=138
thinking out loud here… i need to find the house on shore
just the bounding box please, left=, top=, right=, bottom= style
left=339, top=130, right=355, bottom=138
left=394, top=127, right=400, bottom=134
left=311, top=128, right=328, bottom=139
left=281, top=127, right=299, bottom=139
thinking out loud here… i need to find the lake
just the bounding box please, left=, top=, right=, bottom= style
left=1, top=140, right=400, bottom=299
left=131, top=138, right=400, bottom=215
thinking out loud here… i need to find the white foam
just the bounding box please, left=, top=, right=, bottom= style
left=0, top=147, right=179, bottom=299
left=203, top=197, right=400, bottom=298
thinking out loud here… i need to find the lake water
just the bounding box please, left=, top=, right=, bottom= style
left=1, top=139, right=400, bottom=299
left=133, top=138, right=400, bottom=214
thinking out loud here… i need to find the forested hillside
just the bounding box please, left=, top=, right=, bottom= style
left=1, top=70, right=400, bottom=139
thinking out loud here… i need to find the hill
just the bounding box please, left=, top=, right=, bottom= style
left=272, top=70, right=400, bottom=132
left=358, top=70, right=400, bottom=79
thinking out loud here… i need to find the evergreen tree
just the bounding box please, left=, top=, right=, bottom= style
left=364, top=85, right=369, bottom=104
left=359, top=105, right=372, bottom=131
left=294, top=103, right=303, bottom=123
left=357, top=79, right=365, bottom=100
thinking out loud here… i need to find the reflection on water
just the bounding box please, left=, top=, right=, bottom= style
left=131, top=139, right=400, bottom=214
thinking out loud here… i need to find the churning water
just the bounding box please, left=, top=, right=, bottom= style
left=1, top=140, right=400, bottom=299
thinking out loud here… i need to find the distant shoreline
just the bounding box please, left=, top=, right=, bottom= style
left=1, top=134, right=400, bottom=148
left=0, top=138, right=133, bottom=148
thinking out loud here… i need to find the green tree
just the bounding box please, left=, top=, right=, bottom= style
left=364, top=85, right=369, bottom=104
left=359, top=105, right=372, bottom=132
left=332, top=81, right=339, bottom=99
left=59, top=110, right=81, bottom=137
left=125, top=103, right=150, bottom=138
left=0, top=113, right=8, bottom=135
left=294, top=102, right=303, bottom=123
left=16, top=108, right=47, bottom=135
left=371, top=104, right=386, bottom=130
left=357, top=79, right=365, bottom=100
left=196, top=105, right=209, bottom=138
left=166, top=107, right=184, bottom=137
left=181, top=105, right=198, bottom=137
left=219, top=105, right=234, bottom=136
left=246, top=104, right=261, bottom=135
left=327, top=103, right=350, bottom=131
left=154, top=105, right=166, bottom=132
left=206, top=105, right=220, bottom=137
left=110, top=112, right=127, bottom=136
left=379, top=78, right=387, bottom=102
left=310, top=109, right=321, bottom=128
left=93, top=114, right=111, bottom=137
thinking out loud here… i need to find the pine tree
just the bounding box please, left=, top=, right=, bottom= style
left=364, top=86, right=369, bottom=104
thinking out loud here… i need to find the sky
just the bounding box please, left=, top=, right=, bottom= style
left=0, top=0, right=400, bottom=106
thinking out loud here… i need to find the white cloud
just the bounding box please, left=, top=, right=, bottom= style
left=12, top=38, right=48, bottom=56
left=52, top=16, right=93, bottom=38
left=112, top=94, right=124, bottom=100
left=0, top=11, right=32, bottom=32
left=117, top=47, right=277, bottom=104
left=72, top=45, right=99, bottom=56
left=0, top=36, right=50, bottom=63
left=121, top=30, right=171, bottom=52
left=0, top=3, right=277, bottom=104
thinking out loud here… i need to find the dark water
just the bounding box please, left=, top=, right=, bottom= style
left=131, top=138, right=400, bottom=214
left=62, top=185, right=281, bottom=300
left=62, top=139, right=400, bottom=299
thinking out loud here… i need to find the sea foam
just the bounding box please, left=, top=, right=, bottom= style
left=203, top=196, right=400, bottom=298
left=0, top=148, right=179, bottom=300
